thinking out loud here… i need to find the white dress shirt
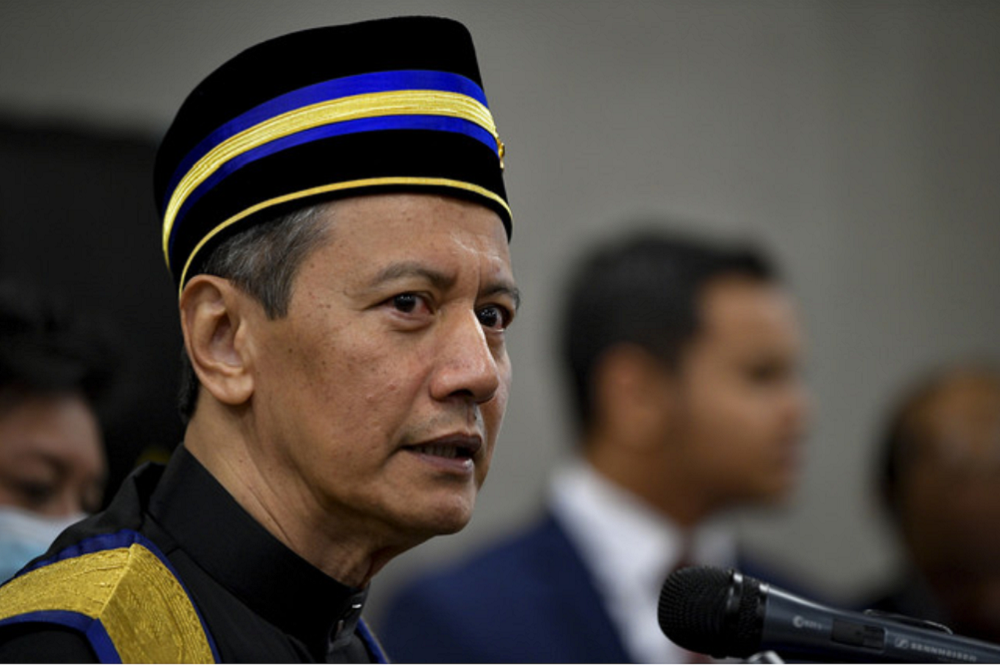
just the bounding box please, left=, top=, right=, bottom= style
left=549, top=457, right=737, bottom=663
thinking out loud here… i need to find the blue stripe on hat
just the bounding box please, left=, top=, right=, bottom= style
left=163, top=69, right=492, bottom=211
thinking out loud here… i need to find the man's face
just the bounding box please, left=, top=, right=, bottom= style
left=0, top=393, right=105, bottom=516
left=249, top=193, right=516, bottom=546
left=897, top=373, right=1000, bottom=639
left=669, top=276, right=809, bottom=507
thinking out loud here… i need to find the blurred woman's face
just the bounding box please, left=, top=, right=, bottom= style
left=0, top=392, right=105, bottom=517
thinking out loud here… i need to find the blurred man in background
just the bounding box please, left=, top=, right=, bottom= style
left=380, top=228, right=811, bottom=662
left=861, top=363, right=1000, bottom=644
left=0, top=280, right=117, bottom=583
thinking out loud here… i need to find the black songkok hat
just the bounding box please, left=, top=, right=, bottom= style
left=154, top=16, right=509, bottom=293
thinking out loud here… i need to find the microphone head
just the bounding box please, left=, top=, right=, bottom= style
left=657, top=565, right=765, bottom=658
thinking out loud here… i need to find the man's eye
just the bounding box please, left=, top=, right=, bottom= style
left=392, top=294, right=420, bottom=313
left=745, top=361, right=792, bottom=385
left=477, top=305, right=512, bottom=331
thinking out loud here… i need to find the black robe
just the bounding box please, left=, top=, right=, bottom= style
left=0, top=446, right=384, bottom=663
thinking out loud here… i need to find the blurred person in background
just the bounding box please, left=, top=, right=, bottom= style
left=379, top=228, right=811, bottom=663
left=0, top=279, right=118, bottom=583
left=859, top=363, right=1000, bottom=644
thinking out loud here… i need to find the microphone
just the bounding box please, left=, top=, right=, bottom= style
left=658, top=565, right=1000, bottom=663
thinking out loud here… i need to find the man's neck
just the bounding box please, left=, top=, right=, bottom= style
left=583, top=434, right=717, bottom=529
left=183, top=407, right=408, bottom=587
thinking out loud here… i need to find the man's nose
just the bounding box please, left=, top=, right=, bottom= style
left=430, top=310, right=502, bottom=405
left=784, top=377, right=812, bottom=429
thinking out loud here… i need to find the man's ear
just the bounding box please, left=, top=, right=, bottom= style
left=179, top=275, right=256, bottom=407
left=593, top=344, right=676, bottom=452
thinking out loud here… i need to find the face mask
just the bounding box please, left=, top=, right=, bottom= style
left=0, top=506, right=85, bottom=583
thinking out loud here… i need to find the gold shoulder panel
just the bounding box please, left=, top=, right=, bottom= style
left=0, top=542, right=215, bottom=663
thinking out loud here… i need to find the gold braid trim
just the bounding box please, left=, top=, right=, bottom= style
left=175, top=175, right=512, bottom=295
left=0, top=544, right=215, bottom=663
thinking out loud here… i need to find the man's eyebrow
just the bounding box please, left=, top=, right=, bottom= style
left=483, top=283, right=521, bottom=311
left=370, top=262, right=456, bottom=291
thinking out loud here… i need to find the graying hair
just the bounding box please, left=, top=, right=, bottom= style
left=178, top=203, right=331, bottom=422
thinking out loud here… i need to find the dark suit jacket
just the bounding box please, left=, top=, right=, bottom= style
left=377, top=509, right=819, bottom=664
left=378, top=512, right=631, bottom=663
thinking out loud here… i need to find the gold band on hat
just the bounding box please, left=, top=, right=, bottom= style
left=176, top=175, right=512, bottom=297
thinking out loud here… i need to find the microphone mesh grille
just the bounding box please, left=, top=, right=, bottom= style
left=657, top=565, right=733, bottom=655
left=658, top=565, right=765, bottom=658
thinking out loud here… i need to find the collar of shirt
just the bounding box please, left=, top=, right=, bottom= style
left=549, top=457, right=737, bottom=663
left=147, top=445, right=367, bottom=660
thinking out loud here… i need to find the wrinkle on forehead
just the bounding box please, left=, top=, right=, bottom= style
left=444, top=220, right=515, bottom=288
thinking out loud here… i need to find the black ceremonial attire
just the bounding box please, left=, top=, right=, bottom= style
left=0, top=446, right=385, bottom=663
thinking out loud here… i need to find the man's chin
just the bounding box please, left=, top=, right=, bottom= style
left=397, top=496, right=477, bottom=539
left=755, top=480, right=798, bottom=506
left=733, top=477, right=797, bottom=507
left=427, top=506, right=475, bottom=536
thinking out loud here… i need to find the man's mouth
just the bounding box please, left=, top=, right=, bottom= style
left=403, top=435, right=482, bottom=463
left=405, top=444, right=476, bottom=460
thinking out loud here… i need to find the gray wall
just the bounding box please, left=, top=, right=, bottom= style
left=3, top=0, right=998, bottom=617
